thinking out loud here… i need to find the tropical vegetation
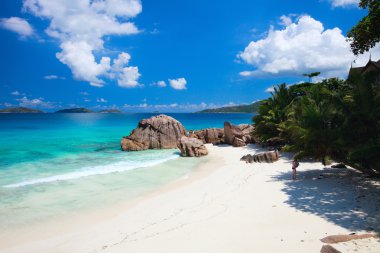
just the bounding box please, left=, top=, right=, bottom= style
left=252, top=74, right=380, bottom=175
left=347, top=0, right=380, bottom=55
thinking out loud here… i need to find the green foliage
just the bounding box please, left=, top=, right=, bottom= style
left=347, top=0, right=380, bottom=55
left=253, top=83, right=294, bottom=142
left=253, top=76, right=380, bottom=174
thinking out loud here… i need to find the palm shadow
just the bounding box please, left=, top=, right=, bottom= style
left=271, top=166, right=380, bottom=233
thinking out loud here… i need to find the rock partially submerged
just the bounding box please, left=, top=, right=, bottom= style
left=177, top=136, right=208, bottom=157
left=121, top=114, right=186, bottom=151
left=191, top=128, right=224, bottom=144
left=240, top=150, right=279, bottom=163
left=224, top=122, right=254, bottom=147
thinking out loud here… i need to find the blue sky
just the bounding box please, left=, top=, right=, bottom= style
left=0, top=0, right=378, bottom=112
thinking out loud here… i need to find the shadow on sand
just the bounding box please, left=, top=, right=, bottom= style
left=271, top=165, right=380, bottom=233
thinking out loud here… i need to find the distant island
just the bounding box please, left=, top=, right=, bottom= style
left=197, top=101, right=262, bottom=113
left=0, top=107, right=44, bottom=113
left=99, top=109, right=122, bottom=113
left=55, top=108, right=94, bottom=113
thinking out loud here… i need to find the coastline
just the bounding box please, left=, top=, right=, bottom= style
left=1, top=144, right=379, bottom=253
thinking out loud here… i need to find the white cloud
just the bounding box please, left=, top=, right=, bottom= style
left=279, top=15, right=292, bottom=26
left=238, top=15, right=380, bottom=79
left=22, top=0, right=142, bottom=87
left=96, top=98, right=108, bottom=103
left=44, top=75, right=65, bottom=80
left=11, top=91, right=24, bottom=96
left=122, top=102, right=243, bottom=112
left=157, top=81, right=167, bottom=87
left=80, top=92, right=89, bottom=96
left=151, top=80, right=167, bottom=87
left=111, top=52, right=141, bottom=88
left=265, top=87, right=275, bottom=93
left=329, top=0, right=359, bottom=7
left=116, top=66, right=141, bottom=88
left=17, top=96, right=54, bottom=108
left=0, top=17, right=34, bottom=37
left=113, top=52, right=131, bottom=69
left=168, top=78, right=187, bottom=90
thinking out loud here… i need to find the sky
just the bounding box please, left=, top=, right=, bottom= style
left=0, top=0, right=379, bottom=112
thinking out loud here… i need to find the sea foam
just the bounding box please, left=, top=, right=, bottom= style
left=4, top=154, right=179, bottom=188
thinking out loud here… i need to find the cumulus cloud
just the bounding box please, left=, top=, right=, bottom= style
left=168, top=78, right=187, bottom=90
left=22, top=0, right=142, bottom=87
left=116, top=66, right=141, bottom=88
left=265, top=87, right=275, bottom=93
left=238, top=15, right=380, bottom=79
left=96, top=98, right=108, bottom=103
left=0, top=17, right=34, bottom=37
left=17, top=96, right=54, bottom=108
left=329, top=0, right=359, bottom=7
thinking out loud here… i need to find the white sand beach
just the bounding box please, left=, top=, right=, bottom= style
left=1, top=144, right=379, bottom=253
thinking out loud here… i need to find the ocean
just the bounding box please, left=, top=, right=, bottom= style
left=0, top=113, right=253, bottom=230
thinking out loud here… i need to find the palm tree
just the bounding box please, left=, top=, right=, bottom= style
left=284, top=84, right=345, bottom=165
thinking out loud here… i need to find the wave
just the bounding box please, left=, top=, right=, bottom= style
left=4, top=154, right=179, bottom=188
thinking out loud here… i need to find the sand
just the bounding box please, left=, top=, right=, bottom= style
left=1, top=144, right=379, bottom=253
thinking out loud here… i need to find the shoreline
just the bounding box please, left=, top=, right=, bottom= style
left=1, top=144, right=379, bottom=252
left=0, top=149, right=223, bottom=250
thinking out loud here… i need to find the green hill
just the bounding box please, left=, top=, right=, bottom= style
left=0, top=107, right=44, bottom=113
left=55, top=108, right=94, bottom=113
left=197, top=101, right=262, bottom=113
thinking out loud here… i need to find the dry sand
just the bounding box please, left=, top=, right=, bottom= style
left=1, top=144, right=380, bottom=253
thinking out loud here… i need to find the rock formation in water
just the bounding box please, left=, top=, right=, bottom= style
left=177, top=136, right=208, bottom=157
left=121, top=114, right=186, bottom=151
left=190, top=128, right=225, bottom=144
left=224, top=122, right=254, bottom=147
left=240, top=150, right=279, bottom=163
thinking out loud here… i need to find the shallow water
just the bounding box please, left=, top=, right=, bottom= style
left=0, top=113, right=253, bottom=229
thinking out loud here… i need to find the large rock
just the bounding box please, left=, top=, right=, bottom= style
left=240, top=150, right=279, bottom=163
left=224, top=122, right=254, bottom=147
left=177, top=136, right=208, bottom=157
left=121, top=114, right=186, bottom=151
left=191, top=128, right=224, bottom=144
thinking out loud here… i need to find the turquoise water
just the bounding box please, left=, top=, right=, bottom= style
left=0, top=113, right=253, bottom=230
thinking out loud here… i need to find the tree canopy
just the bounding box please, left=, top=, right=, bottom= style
left=303, top=72, right=321, bottom=82
left=347, top=0, right=380, bottom=55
